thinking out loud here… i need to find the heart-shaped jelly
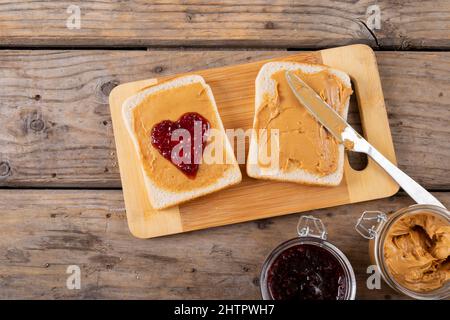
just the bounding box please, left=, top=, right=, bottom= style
left=151, top=112, right=210, bottom=178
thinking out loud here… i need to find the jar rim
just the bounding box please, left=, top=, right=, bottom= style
left=260, top=237, right=356, bottom=300
left=374, top=204, right=450, bottom=300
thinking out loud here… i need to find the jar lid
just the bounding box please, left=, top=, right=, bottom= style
left=297, top=215, right=328, bottom=240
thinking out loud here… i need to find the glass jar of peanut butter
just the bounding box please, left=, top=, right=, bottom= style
left=356, top=204, right=449, bottom=300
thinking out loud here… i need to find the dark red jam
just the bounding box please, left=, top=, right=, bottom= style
left=267, top=244, right=347, bottom=300
left=151, top=112, right=210, bottom=178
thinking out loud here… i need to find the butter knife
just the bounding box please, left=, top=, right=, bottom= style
left=285, top=71, right=445, bottom=208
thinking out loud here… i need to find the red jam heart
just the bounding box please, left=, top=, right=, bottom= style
left=151, top=112, right=210, bottom=178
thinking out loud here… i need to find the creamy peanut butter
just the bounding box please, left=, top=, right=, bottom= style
left=132, top=82, right=232, bottom=192
left=384, top=212, right=450, bottom=292
left=254, top=69, right=353, bottom=175
left=343, top=139, right=355, bottom=151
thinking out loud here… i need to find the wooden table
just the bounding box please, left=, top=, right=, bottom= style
left=0, top=1, right=449, bottom=300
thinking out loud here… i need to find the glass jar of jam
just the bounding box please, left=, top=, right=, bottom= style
left=260, top=216, right=356, bottom=300
left=355, top=204, right=450, bottom=300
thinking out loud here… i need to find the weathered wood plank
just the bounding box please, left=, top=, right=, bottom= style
left=1, top=189, right=447, bottom=299
left=0, top=50, right=284, bottom=187
left=377, top=52, right=450, bottom=190
left=0, top=50, right=448, bottom=188
left=0, top=1, right=449, bottom=49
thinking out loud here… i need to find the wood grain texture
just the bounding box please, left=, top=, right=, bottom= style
left=0, top=50, right=449, bottom=189
left=0, top=1, right=449, bottom=49
left=377, top=52, right=450, bottom=190
left=0, top=50, right=285, bottom=187
left=1, top=189, right=447, bottom=299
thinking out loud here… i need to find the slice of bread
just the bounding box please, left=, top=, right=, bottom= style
left=123, top=75, right=241, bottom=210
left=247, top=62, right=352, bottom=186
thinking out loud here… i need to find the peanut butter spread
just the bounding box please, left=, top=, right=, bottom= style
left=384, top=212, right=450, bottom=292
left=132, top=82, right=232, bottom=192
left=254, top=70, right=353, bottom=175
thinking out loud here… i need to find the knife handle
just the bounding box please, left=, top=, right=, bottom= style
left=362, top=145, right=446, bottom=208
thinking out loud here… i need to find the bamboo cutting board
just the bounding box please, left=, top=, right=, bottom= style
left=109, top=44, right=399, bottom=239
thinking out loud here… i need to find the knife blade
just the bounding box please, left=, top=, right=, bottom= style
left=285, top=70, right=445, bottom=208
left=285, top=71, right=359, bottom=145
